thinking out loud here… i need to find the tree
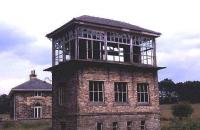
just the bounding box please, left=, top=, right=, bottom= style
left=159, top=79, right=178, bottom=104
left=171, top=102, right=193, bottom=120
left=0, top=94, right=10, bottom=114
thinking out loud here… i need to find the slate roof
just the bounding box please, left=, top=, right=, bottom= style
left=46, top=15, right=161, bottom=38
left=11, top=78, right=52, bottom=91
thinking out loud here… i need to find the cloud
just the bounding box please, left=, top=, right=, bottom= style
left=0, top=23, right=52, bottom=94
left=0, top=51, right=51, bottom=95
left=157, top=32, right=200, bottom=82
left=0, top=23, right=36, bottom=51
left=0, top=23, right=51, bottom=65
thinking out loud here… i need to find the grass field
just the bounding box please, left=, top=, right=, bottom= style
left=160, top=104, right=200, bottom=128
left=0, top=119, right=51, bottom=130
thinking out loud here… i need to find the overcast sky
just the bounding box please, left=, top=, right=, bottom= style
left=0, top=0, right=200, bottom=94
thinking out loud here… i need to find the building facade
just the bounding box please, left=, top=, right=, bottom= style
left=10, top=71, right=52, bottom=120
left=46, top=15, right=163, bottom=130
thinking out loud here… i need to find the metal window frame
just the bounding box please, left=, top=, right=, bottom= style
left=114, top=82, right=128, bottom=102
left=89, top=81, right=104, bottom=102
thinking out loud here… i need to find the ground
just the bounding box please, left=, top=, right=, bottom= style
left=160, top=104, right=200, bottom=128
left=0, top=119, right=51, bottom=130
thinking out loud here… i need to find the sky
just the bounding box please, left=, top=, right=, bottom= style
left=0, top=0, right=200, bottom=94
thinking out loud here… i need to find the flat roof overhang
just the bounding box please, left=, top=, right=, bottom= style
left=44, top=60, right=166, bottom=72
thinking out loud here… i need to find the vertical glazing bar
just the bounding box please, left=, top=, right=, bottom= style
left=153, top=38, right=157, bottom=66
left=86, top=40, right=88, bottom=59
left=75, top=28, right=78, bottom=60
left=130, top=37, right=133, bottom=63
left=52, top=39, right=55, bottom=66
left=62, top=37, right=66, bottom=62
left=100, top=42, right=102, bottom=60
left=91, top=40, right=93, bottom=59
left=104, top=32, right=107, bottom=61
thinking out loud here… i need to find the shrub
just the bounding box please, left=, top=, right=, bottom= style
left=171, top=102, right=193, bottom=120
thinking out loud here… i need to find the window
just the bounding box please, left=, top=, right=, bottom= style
left=96, top=122, right=103, bottom=130
left=33, top=103, right=42, bottom=118
left=34, top=91, right=42, bottom=97
left=127, top=121, right=132, bottom=130
left=114, top=82, right=128, bottom=102
left=137, top=83, right=149, bottom=103
left=140, top=120, right=145, bottom=130
left=112, top=122, right=118, bottom=130
left=89, top=81, right=104, bottom=102
left=58, top=87, right=64, bottom=105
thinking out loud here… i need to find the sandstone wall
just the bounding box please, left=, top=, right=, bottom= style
left=14, top=91, right=52, bottom=120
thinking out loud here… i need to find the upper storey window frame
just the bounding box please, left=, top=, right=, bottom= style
left=52, top=26, right=156, bottom=66
left=34, top=91, right=43, bottom=97
left=77, top=27, right=105, bottom=41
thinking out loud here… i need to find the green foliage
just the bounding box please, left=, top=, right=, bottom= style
left=2, top=121, right=15, bottom=128
left=0, top=94, right=10, bottom=114
left=161, top=120, right=200, bottom=130
left=1, top=120, right=51, bottom=130
left=159, top=79, right=200, bottom=103
left=171, top=102, right=193, bottom=120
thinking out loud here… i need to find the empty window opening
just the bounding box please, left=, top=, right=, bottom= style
left=79, top=39, right=87, bottom=59
left=137, top=83, right=149, bottom=103
left=140, top=120, right=145, bottom=130
left=58, top=87, right=64, bottom=105
left=127, top=121, right=132, bottom=130
left=112, top=122, right=118, bottom=130
left=64, top=42, right=70, bottom=60
left=96, top=122, right=103, bottom=130
left=114, top=82, right=128, bottom=102
left=89, top=81, right=104, bottom=102
left=70, top=40, right=75, bottom=60
left=133, top=36, right=154, bottom=65
left=54, top=40, right=64, bottom=65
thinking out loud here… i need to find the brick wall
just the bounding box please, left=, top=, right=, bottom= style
left=52, top=63, right=160, bottom=130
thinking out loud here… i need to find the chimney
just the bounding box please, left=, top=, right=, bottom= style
left=30, top=70, right=37, bottom=80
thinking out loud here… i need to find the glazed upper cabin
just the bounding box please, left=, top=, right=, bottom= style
left=46, top=15, right=161, bottom=67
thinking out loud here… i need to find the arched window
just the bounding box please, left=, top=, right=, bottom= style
left=33, top=102, right=42, bottom=118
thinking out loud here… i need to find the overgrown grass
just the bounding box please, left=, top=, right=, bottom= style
left=160, top=104, right=200, bottom=129
left=161, top=119, right=200, bottom=130
left=0, top=120, right=51, bottom=130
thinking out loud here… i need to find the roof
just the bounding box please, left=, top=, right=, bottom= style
left=11, top=78, right=52, bottom=91
left=44, top=60, right=166, bottom=72
left=46, top=15, right=161, bottom=38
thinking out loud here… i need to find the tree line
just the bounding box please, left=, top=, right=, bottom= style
left=0, top=94, right=10, bottom=114
left=159, top=79, right=200, bottom=104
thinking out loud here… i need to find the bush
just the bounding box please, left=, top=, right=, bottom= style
left=171, top=102, right=193, bottom=120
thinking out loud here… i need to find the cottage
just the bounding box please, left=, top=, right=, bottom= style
left=45, top=15, right=163, bottom=130
left=9, top=70, right=52, bottom=120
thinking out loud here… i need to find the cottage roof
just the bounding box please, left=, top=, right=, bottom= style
left=11, top=78, right=52, bottom=91
left=46, top=15, right=161, bottom=38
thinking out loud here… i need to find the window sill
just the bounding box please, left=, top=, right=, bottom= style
left=136, top=102, right=150, bottom=106
left=88, top=102, right=106, bottom=106
left=113, top=102, right=129, bottom=106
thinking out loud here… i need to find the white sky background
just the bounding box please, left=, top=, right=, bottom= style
left=0, top=0, right=200, bottom=94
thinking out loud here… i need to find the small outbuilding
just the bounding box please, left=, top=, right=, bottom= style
left=9, top=70, right=52, bottom=120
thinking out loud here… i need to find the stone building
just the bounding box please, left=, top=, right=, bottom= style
left=9, top=70, right=52, bottom=120
left=45, top=15, right=164, bottom=130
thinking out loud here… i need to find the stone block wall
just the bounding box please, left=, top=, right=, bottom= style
left=13, top=91, right=52, bottom=120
